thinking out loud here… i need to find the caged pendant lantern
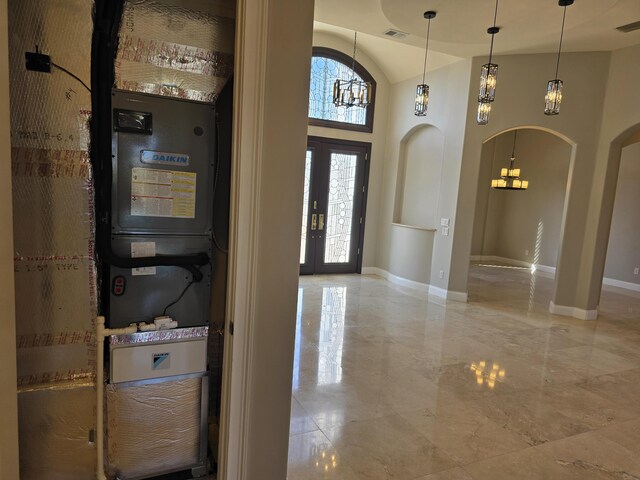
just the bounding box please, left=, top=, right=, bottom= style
left=415, top=11, right=436, bottom=116
left=545, top=0, right=574, bottom=115
left=491, top=130, right=529, bottom=190
left=333, top=32, right=372, bottom=109
left=477, top=0, right=500, bottom=125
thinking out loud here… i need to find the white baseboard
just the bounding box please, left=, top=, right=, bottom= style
left=602, top=277, right=640, bottom=292
left=361, top=267, right=467, bottom=302
left=471, top=255, right=556, bottom=276
left=428, top=285, right=468, bottom=302
left=362, top=267, right=429, bottom=293
left=549, top=301, right=598, bottom=321
left=473, top=256, right=640, bottom=294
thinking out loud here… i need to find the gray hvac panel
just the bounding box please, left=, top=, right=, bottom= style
left=109, top=235, right=211, bottom=328
left=111, top=90, right=215, bottom=235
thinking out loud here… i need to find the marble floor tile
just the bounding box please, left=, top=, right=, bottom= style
left=396, top=404, right=530, bottom=465
left=577, top=368, right=640, bottom=410
left=287, top=430, right=362, bottom=480
left=289, top=397, right=319, bottom=436
left=595, top=418, right=640, bottom=456
left=324, top=414, right=457, bottom=479
left=463, top=447, right=586, bottom=480
left=414, top=466, right=474, bottom=480
left=535, top=430, right=640, bottom=479
left=288, top=265, right=640, bottom=479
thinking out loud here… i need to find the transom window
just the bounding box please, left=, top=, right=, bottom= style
left=308, top=47, right=376, bottom=133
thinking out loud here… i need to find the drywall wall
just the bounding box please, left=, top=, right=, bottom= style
left=584, top=44, right=640, bottom=306
left=395, top=125, right=444, bottom=228
left=473, top=129, right=571, bottom=269
left=388, top=225, right=435, bottom=285
left=603, top=142, right=640, bottom=285
left=375, top=59, right=472, bottom=288
left=225, top=0, right=315, bottom=478
left=0, top=0, right=19, bottom=476
left=307, top=31, right=389, bottom=269
left=450, top=51, right=611, bottom=312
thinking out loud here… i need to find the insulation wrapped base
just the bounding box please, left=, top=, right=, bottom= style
left=107, top=376, right=205, bottom=479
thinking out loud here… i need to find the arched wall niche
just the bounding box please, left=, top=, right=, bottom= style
left=470, top=126, right=574, bottom=276
left=393, top=124, right=445, bottom=229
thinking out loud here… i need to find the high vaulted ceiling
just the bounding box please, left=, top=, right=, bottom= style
left=314, top=0, right=640, bottom=82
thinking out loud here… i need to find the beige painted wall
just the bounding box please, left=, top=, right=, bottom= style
left=604, top=142, right=640, bottom=285
left=307, top=31, right=389, bottom=269
left=0, top=0, right=20, bottom=476
left=473, top=129, right=571, bottom=268
left=450, top=52, right=611, bottom=311
left=583, top=44, right=640, bottom=305
left=240, top=0, right=314, bottom=478
left=376, top=59, right=472, bottom=288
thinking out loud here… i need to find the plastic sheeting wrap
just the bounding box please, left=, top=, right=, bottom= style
left=18, top=384, right=96, bottom=479
left=107, top=376, right=204, bottom=479
left=9, top=0, right=97, bottom=477
left=116, top=0, right=235, bottom=103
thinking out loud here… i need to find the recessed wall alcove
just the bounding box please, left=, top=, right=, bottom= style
left=393, top=124, right=445, bottom=229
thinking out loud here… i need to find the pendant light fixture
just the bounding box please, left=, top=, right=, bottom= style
left=477, top=0, right=500, bottom=125
left=545, top=0, right=573, bottom=115
left=491, top=130, right=529, bottom=190
left=333, top=32, right=372, bottom=109
left=415, top=11, right=436, bottom=116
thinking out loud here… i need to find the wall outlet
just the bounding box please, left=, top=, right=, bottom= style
left=442, top=227, right=449, bottom=236
left=525, top=249, right=529, bottom=256
left=439, top=270, right=444, bottom=279
left=634, top=267, right=639, bottom=275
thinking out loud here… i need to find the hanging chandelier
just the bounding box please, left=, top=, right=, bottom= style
left=491, top=130, right=529, bottom=190
left=415, top=11, right=436, bottom=116
left=477, top=0, right=500, bottom=125
left=333, top=32, right=372, bottom=109
left=545, top=0, right=573, bottom=115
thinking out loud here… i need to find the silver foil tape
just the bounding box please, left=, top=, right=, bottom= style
left=115, top=0, right=235, bottom=103
left=110, top=326, right=209, bottom=345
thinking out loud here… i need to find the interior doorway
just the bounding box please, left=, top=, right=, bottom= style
left=468, top=127, right=572, bottom=309
left=299, top=136, right=370, bottom=275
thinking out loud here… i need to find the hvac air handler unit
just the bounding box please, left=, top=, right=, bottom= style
left=91, top=0, right=234, bottom=478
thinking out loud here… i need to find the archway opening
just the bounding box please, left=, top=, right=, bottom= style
left=468, top=127, right=573, bottom=312
left=600, top=131, right=640, bottom=302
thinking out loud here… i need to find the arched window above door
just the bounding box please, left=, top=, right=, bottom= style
left=308, top=47, right=376, bottom=133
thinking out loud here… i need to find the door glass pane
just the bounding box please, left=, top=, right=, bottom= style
left=300, top=151, right=312, bottom=264
left=324, top=152, right=357, bottom=264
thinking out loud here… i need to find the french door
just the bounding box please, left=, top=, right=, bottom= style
left=299, top=137, right=370, bottom=275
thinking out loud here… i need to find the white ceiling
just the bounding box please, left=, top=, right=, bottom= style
left=314, top=0, right=640, bottom=82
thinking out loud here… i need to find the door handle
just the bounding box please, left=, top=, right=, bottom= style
left=318, top=214, right=324, bottom=231
left=311, top=214, right=317, bottom=231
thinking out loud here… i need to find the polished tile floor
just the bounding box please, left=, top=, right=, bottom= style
left=287, top=264, right=640, bottom=479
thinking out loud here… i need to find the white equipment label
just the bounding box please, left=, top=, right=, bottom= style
left=131, top=241, right=156, bottom=276
left=131, top=167, right=196, bottom=219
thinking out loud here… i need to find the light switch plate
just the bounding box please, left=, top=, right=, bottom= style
left=440, top=218, right=450, bottom=227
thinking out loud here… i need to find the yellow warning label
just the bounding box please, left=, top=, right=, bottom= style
left=131, top=168, right=196, bottom=218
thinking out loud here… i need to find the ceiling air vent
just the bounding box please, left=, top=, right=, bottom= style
left=383, top=29, right=408, bottom=39
left=616, top=20, right=640, bottom=33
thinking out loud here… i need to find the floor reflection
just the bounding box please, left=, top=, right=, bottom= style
left=288, top=268, right=640, bottom=480
left=317, top=286, right=346, bottom=386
